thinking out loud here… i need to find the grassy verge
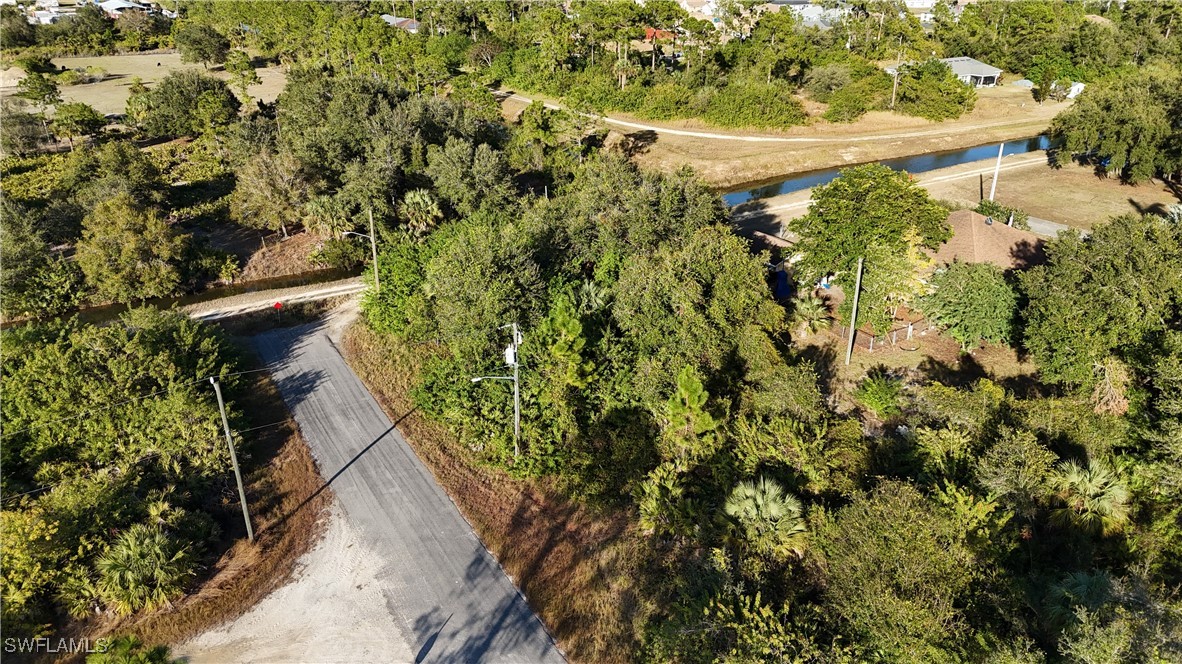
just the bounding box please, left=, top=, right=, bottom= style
left=341, top=322, right=650, bottom=663
left=53, top=353, right=332, bottom=660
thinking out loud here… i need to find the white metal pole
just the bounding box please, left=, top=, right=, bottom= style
left=989, top=143, right=1004, bottom=201
left=511, top=322, right=521, bottom=460
left=844, top=257, right=864, bottom=366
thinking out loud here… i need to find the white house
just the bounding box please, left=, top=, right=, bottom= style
left=97, top=0, right=147, bottom=17
left=939, top=56, right=1002, bottom=87
left=889, top=56, right=1002, bottom=87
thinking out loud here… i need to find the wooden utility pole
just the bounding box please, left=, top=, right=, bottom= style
left=368, top=208, right=380, bottom=294
left=211, top=377, right=254, bottom=543
left=844, top=257, right=864, bottom=366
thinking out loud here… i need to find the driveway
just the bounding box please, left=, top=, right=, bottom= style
left=249, top=322, right=564, bottom=664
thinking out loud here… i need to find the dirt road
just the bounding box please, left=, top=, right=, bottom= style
left=731, top=153, right=1073, bottom=240
left=183, top=277, right=367, bottom=321
left=507, top=93, right=1054, bottom=144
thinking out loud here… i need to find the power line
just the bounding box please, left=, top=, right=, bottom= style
left=0, top=365, right=289, bottom=440
left=0, top=379, right=205, bottom=440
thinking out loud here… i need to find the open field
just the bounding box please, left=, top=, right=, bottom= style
left=733, top=155, right=1182, bottom=237
left=0, top=52, right=286, bottom=115
left=925, top=160, right=1181, bottom=230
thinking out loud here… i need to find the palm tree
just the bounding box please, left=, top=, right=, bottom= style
left=789, top=294, right=831, bottom=339
left=1051, top=460, right=1131, bottom=537
left=303, top=195, right=352, bottom=238
left=96, top=524, right=194, bottom=615
left=400, top=189, right=442, bottom=238
left=724, top=476, right=808, bottom=561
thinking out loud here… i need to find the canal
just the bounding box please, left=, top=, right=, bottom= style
left=722, top=135, right=1056, bottom=206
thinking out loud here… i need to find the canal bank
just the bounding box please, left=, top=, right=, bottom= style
left=730, top=152, right=1180, bottom=241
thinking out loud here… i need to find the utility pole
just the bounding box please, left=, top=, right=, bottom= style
left=343, top=211, right=380, bottom=294
left=471, top=323, right=523, bottom=460
left=844, top=257, right=864, bottom=366
left=509, top=322, right=521, bottom=456
left=210, top=377, right=254, bottom=543
left=890, top=40, right=903, bottom=110
left=989, top=142, right=1004, bottom=202
left=367, top=208, right=380, bottom=294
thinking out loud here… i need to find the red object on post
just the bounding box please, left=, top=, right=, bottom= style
left=274, top=302, right=283, bottom=310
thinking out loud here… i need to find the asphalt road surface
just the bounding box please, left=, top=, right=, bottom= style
left=253, top=323, right=564, bottom=664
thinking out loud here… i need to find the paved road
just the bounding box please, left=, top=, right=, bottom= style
left=253, top=323, right=564, bottom=664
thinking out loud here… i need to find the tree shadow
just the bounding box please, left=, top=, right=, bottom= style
left=272, top=368, right=328, bottom=411
left=618, top=129, right=658, bottom=157
left=797, top=341, right=839, bottom=396
left=263, top=410, right=415, bottom=535
left=1126, top=196, right=1171, bottom=218
left=915, top=353, right=987, bottom=388
left=1010, top=239, right=1047, bottom=269
left=410, top=543, right=563, bottom=662
left=582, top=406, right=660, bottom=499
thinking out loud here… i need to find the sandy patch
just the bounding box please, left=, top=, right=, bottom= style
left=1, top=52, right=287, bottom=116
left=176, top=502, right=413, bottom=664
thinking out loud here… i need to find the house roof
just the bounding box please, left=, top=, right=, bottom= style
left=380, top=14, right=420, bottom=30
left=940, top=56, right=1002, bottom=78
left=933, top=210, right=1045, bottom=270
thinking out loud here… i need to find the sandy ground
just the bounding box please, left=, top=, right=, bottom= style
left=924, top=160, right=1180, bottom=230
left=0, top=52, right=286, bottom=115
left=733, top=154, right=1181, bottom=237
left=183, top=276, right=365, bottom=321
left=175, top=501, right=414, bottom=664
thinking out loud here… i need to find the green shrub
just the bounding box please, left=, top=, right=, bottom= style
left=703, top=79, right=807, bottom=129
left=638, top=82, right=694, bottom=121
left=975, top=199, right=1030, bottom=231
left=56, top=69, right=83, bottom=86
left=805, top=63, right=852, bottom=103
left=95, top=524, right=194, bottom=616
left=310, top=237, right=366, bottom=270
left=823, top=74, right=890, bottom=123
left=894, top=59, right=976, bottom=121
left=854, top=373, right=903, bottom=418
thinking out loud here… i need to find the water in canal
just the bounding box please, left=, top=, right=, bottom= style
left=723, top=134, right=1055, bottom=206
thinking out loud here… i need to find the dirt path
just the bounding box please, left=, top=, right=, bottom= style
left=507, top=93, right=1055, bottom=144
left=184, top=277, right=366, bottom=321
left=731, top=154, right=1070, bottom=239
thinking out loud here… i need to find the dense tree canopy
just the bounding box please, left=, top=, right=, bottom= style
left=1051, top=64, right=1182, bottom=183
left=128, top=71, right=240, bottom=138
left=1020, top=213, right=1182, bottom=388
left=921, top=261, right=1018, bottom=350
left=1, top=309, right=241, bottom=633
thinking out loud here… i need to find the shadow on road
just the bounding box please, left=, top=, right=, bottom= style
left=272, top=367, right=329, bottom=411
left=416, top=609, right=451, bottom=656
left=263, top=408, right=416, bottom=535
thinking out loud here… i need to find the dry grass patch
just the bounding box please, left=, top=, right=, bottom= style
left=341, top=323, right=651, bottom=664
